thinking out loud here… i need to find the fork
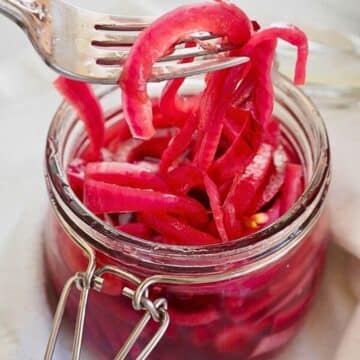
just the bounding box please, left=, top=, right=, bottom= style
left=0, top=0, right=249, bottom=84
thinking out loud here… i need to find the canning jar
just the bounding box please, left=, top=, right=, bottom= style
left=43, top=74, right=331, bottom=360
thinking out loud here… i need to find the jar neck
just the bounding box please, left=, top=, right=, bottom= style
left=45, top=74, right=331, bottom=275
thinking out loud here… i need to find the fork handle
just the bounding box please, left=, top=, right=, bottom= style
left=0, top=0, right=44, bottom=28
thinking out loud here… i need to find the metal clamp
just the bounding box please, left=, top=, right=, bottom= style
left=95, top=266, right=169, bottom=360
left=44, top=241, right=169, bottom=360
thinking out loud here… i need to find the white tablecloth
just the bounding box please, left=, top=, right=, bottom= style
left=0, top=1, right=359, bottom=359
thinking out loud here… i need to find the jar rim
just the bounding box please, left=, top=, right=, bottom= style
left=45, top=74, right=331, bottom=271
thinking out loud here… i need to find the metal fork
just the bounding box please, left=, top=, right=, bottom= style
left=0, top=0, right=249, bottom=84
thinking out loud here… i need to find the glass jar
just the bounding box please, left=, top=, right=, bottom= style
left=43, top=74, right=331, bottom=360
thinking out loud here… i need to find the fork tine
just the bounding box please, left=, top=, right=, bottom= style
left=93, top=16, right=153, bottom=31
left=149, top=56, right=249, bottom=82
left=93, top=43, right=236, bottom=66
left=92, top=33, right=138, bottom=47
left=64, top=56, right=249, bottom=85
left=75, top=56, right=249, bottom=84
left=92, top=32, right=221, bottom=47
left=160, top=44, right=235, bottom=62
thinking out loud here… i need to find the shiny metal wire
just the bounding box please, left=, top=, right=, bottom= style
left=44, top=207, right=170, bottom=360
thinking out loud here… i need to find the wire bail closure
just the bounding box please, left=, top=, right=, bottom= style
left=44, top=233, right=169, bottom=360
